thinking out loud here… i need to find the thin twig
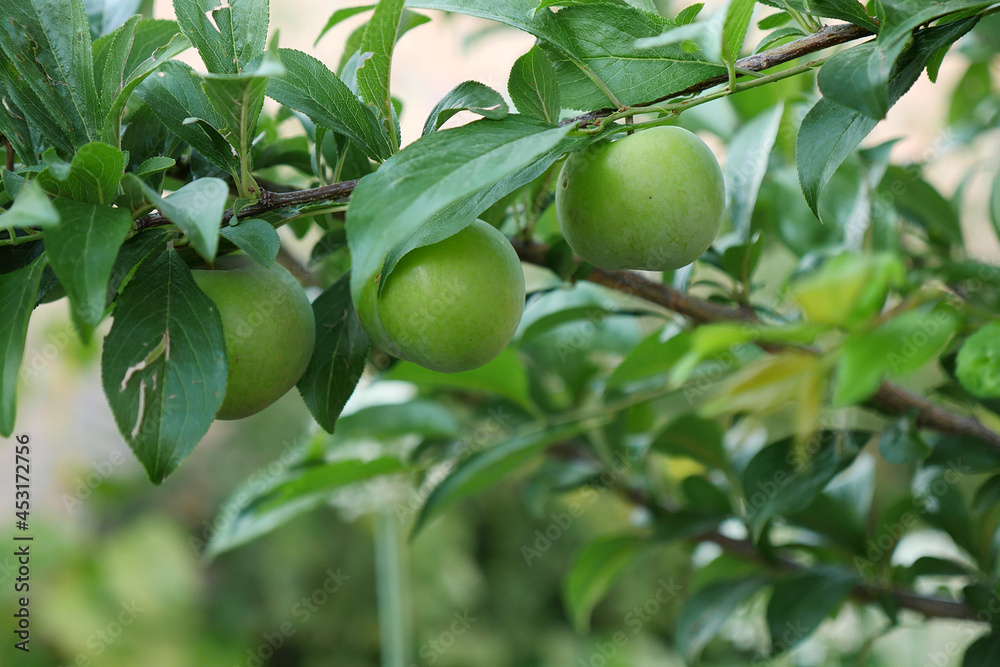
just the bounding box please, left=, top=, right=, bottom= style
left=561, top=23, right=873, bottom=128
left=134, top=179, right=359, bottom=233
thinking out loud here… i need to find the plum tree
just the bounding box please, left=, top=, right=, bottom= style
left=555, top=126, right=726, bottom=271
left=192, top=255, right=315, bottom=419
left=363, top=220, right=525, bottom=373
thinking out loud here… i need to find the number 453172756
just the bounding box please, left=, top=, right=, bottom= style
left=15, top=434, right=29, bottom=529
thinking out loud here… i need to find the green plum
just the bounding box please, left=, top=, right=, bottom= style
left=366, top=220, right=525, bottom=373
left=192, top=255, right=315, bottom=420
left=555, top=126, right=726, bottom=271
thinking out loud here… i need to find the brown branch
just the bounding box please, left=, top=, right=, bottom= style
left=561, top=23, right=874, bottom=127
left=605, top=480, right=982, bottom=622
left=697, top=530, right=979, bottom=621
left=511, top=237, right=1000, bottom=455
left=134, top=179, right=359, bottom=233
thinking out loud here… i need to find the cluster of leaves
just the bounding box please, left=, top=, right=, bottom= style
left=3, top=0, right=1000, bottom=662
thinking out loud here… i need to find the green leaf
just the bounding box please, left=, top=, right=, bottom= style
left=725, top=104, right=783, bottom=237
left=82, top=0, right=142, bottom=37
left=99, top=20, right=190, bottom=145
left=754, top=25, right=805, bottom=53
left=797, top=17, right=980, bottom=216
left=834, top=305, right=959, bottom=406
left=266, top=48, right=393, bottom=161
left=412, top=421, right=593, bottom=534
left=0, top=97, right=34, bottom=166
left=93, top=15, right=142, bottom=104
left=926, top=434, right=1000, bottom=474
left=964, top=632, right=1000, bottom=666
left=387, top=349, right=534, bottom=412
left=508, top=46, right=561, bottom=125
left=0, top=0, right=101, bottom=152
left=105, top=228, right=174, bottom=304
left=357, top=0, right=407, bottom=149
left=422, top=81, right=509, bottom=136
left=742, top=434, right=859, bottom=539
left=0, top=181, right=60, bottom=230
left=410, top=0, right=726, bottom=109
left=790, top=253, right=905, bottom=328
left=767, top=568, right=858, bottom=654
left=879, top=415, right=930, bottom=464
left=0, top=256, right=46, bottom=436
left=45, top=199, right=131, bottom=327
left=172, top=0, right=268, bottom=75
left=956, top=321, right=1000, bottom=399
left=879, top=165, right=963, bottom=246
left=138, top=178, right=228, bottom=262
left=975, top=474, right=1000, bottom=514
left=219, top=219, right=280, bottom=267
left=758, top=0, right=880, bottom=31
left=206, top=454, right=405, bottom=557
left=332, top=399, right=462, bottom=444
left=607, top=327, right=692, bottom=390
left=818, top=41, right=892, bottom=121
left=563, top=536, right=648, bottom=632
left=315, top=5, right=376, bottom=46
left=650, top=413, right=727, bottom=470
left=347, top=116, right=572, bottom=352
left=517, top=282, right=654, bottom=344
left=37, top=141, right=125, bottom=205
left=757, top=10, right=791, bottom=29
left=722, top=0, right=756, bottom=64
left=135, top=60, right=241, bottom=176
left=202, top=49, right=284, bottom=195
left=136, top=156, right=176, bottom=179
left=676, top=576, right=770, bottom=662
left=101, top=248, right=228, bottom=483
left=296, top=274, right=371, bottom=433
left=919, top=468, right=977, bottom=558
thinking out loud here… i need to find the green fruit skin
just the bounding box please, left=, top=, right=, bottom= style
left=192, top=255, right=315, bottom=420
left=374, top=220, right=525, bottom=373
left=555, top=126, right=726, bottom=271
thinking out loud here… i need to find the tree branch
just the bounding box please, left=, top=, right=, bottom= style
left=697, top=529, right=979, bottom=621
left=608, top=483, right=982, bottom=622
left=561, top=23, right=874, bottom=127
left=510, top=237, right=1000, bottom=455
left=134, top=179, right=359, bottom=233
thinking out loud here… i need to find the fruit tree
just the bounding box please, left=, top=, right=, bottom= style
left=3, top=0, right=1000, bottom=664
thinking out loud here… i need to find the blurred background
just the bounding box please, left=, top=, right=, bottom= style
left=2, top=1, right=999, bottom=665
